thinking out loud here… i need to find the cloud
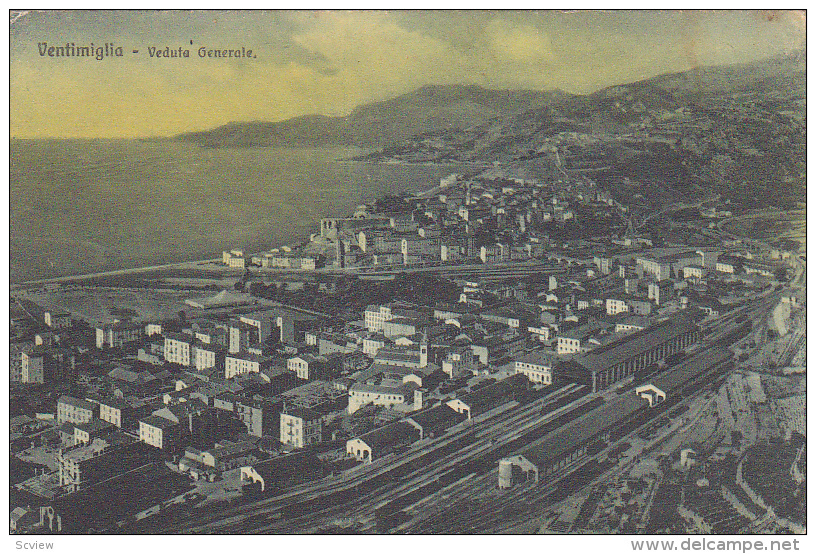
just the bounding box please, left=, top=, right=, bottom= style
left=485, top=18, right=556, bottom=62
left=289, top=11, right=471, bottom=109
left=9, top=10, right=806, bottom=138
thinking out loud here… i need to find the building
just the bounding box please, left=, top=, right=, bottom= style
left=235, top=396, right=283, bottom=438
left=683, top=265, right=707, bottom=281
left=593, top=256, right=613, bottom=275
left=362, top=333, right=388, bottom=356
left=605, top=297, right=630, bottom=316
left=346, top=421, right=420, bottom=463
left=556, top=315, right=699, bottom=392
left=647, top=280, right=675, bottom=306
left=164, top=333, right=192, bottom=366
left=95, top=321, right=144, bottom=349
left=364, top=302, right=421, bottom=334
left=192, top=343, right=226, bottom=373
left=57, top=436, right=156, bottom=492
left=44, top=310, right=72, bottom=329
left=56, top=396, right=97, bottom=425
left=503, top=392, right=648, bottom=485
left=479, top=243, right=508, bottom=264
left=225, top=353, right=271, bottom=379
left=279, top=408, right=323, bottom=448
left=375, top=341, right=428, bottom=370
left=403, top=404, right=465, bottom=440
left=240, top=451, right=324, bottom=493
left=348, top=381, right=417, bottom=414
left=556, top=321, right=611, bottom=355
left=716, top=257, right=738, bottom=274
left=194, top=440, right=260, bottom=472
left=227, top=320, right=260, bottom=353
left=615, top=315, right=651, bottom=335
left=227, top=255, right=246, bottom=268
left=10, top=507, right=38, bottom=532
left=287, top=354, right=341, bottom=381
left=636, top=256, right=671, bottom=281
left=21, top=349, right=46, bottom=384
left=500, top=347, right=733, bottom=488
left=9, top=343, right=27, bottom=383
left=441, top=345, right=476, bottom=378
left=638, top=251, right=702, bottom=280
left=514, top=350, right=555, bottom=385
left=498, top=455, right=540, bottom=489
left=745, top=260, right=784, bottom=277
left=139, top=414, right=180, bottom=450
left=38, top=463, right=188, bottom=533
left=238, top=311, right=278, bottom=344
left=98, top=397, right=138, bottom=429
left=72, top=420, right=114, bottom=446
left=445, top=374, right=529, bottom=420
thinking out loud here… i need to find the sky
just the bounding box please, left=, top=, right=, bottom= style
left=9, top=9, right=806, bottom=138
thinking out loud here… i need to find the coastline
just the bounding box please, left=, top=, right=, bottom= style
left=11, top=257, right=223, bottom=288
left=11, top=140, right=468, bottom=285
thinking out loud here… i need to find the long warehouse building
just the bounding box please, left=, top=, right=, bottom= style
left=499, top=346, right=733, bottom=489
left=556, top=314, right=700, bottom=392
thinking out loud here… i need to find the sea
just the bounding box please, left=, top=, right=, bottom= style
left=10, top=139, right=465, bottom=283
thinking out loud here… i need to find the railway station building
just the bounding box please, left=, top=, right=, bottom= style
left=346, top=421, right=421, bottom=463
left=445, top=373, right=530, bottom=420
left=556, top=315, right=700, bottom=392
left=499, top=347, right=733, bottom=488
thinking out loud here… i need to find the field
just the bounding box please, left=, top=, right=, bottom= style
left=22, top=286, right=205, bottom=325
left=721, top=209, right=806, bottom=249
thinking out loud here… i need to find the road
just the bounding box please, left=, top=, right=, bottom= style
left=14, top=258, right=225, bottom=288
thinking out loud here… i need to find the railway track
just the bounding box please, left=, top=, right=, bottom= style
left=149, top=329, right=745, bottom=534
left=155, top=384, right=588, bottom=533
left=395, top=346, right=736, bottom=534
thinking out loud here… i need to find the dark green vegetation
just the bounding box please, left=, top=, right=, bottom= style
left=248, top=273, right=461, bottom=317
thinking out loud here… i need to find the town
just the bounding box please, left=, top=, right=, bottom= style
left=9, top=169, right=806, bottom=534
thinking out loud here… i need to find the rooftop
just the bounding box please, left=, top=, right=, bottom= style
left=141, top=414, right=180, bottom=429
left=282, top=407, right=322, bottom=422
left=75, top=420, right=114, bottom=435
left=57, top=395, right=96, bottom=412
left=354, top=421, right=420, bottom=451
left=576, top=315, right=697, bottom=374
left=61, top=438, right=112, bottom=462
left=350, top=381, right=416, bottom=396
left=521, top=393, right=648, bottom=467
left=405, top=404, right=464, bottom=433
left=515, top=350, right=557, bottom=367
left=453, top=373, right=529, bottom=416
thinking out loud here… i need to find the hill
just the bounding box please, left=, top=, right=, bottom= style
left=359, top=52, right=805, bottom=210
left=176, top=84, right=570, bottom=148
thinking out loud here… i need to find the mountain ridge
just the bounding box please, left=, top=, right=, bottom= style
left=175, top=84, right=571, bottom=148
left=176, top=50, right=805, bottom=170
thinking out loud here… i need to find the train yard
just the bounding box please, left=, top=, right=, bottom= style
left=138, top=330, right=740, bottom=535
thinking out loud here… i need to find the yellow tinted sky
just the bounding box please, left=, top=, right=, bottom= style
left=10, top=9, right=805, bottom=138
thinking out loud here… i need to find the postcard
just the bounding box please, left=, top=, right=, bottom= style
left=8, top=9, right=806, bottom=544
